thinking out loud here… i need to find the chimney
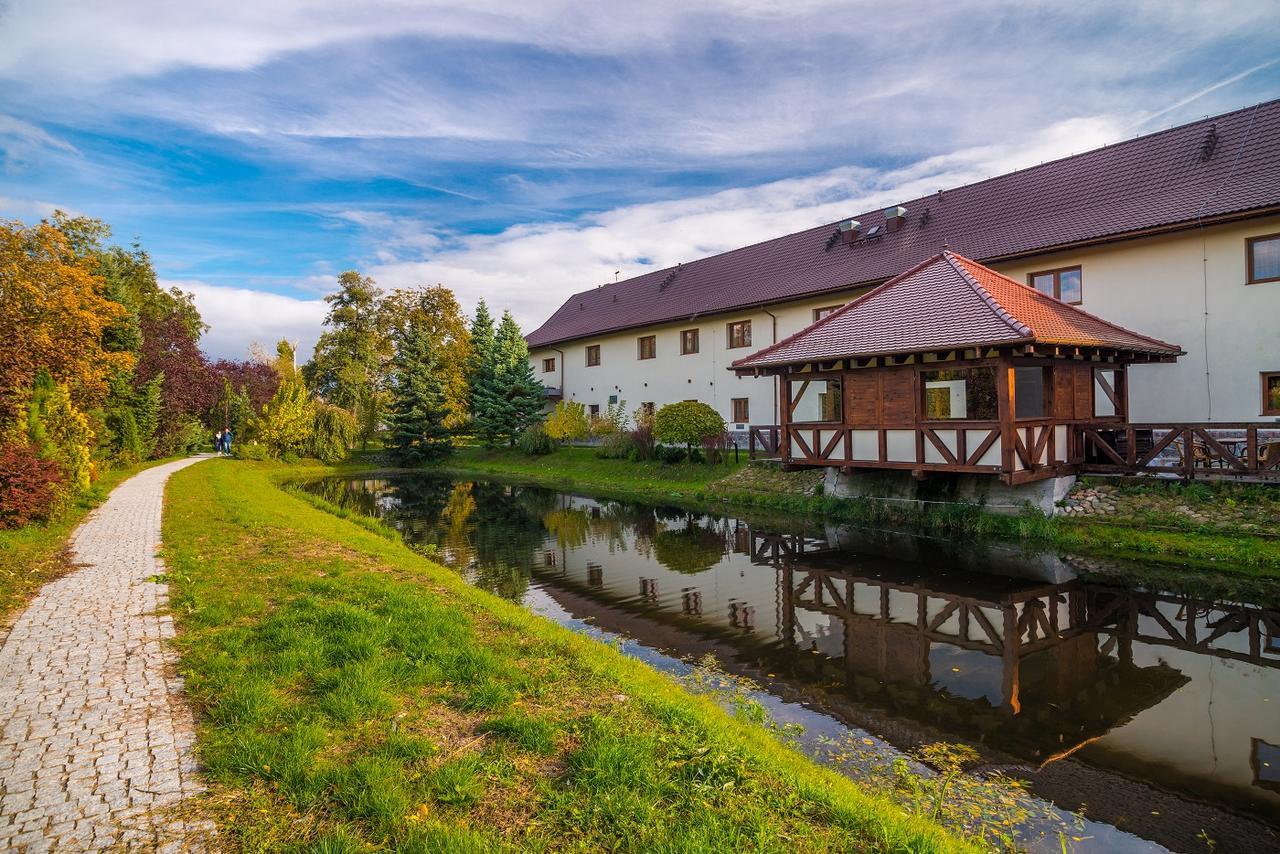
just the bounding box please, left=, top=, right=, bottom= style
left=884, top=205, right=907, bottom=232
left=838, top=218, right=861, bottom=244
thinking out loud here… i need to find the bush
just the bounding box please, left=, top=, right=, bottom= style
left=309, top=403, right=358, bottom=464
left=589, top=399, right=629, bottom=438
left=516, top=423, right=555, bottom=456
left=656, top=444, right=688, bottom=465
left=155, top=416, right=208, bottom=457
left=232, top=442, right=271, bottom=461
left=543, top=401, right=589, bottom=444
left=630, top=404, right=657, bottom=461
left=654, top=401, right=725, bottom=456
left=21, top=371, right=94, bottom=495
left=0, top=443, right=64, bottom=528
left=596, top=431, right=636, bottom=460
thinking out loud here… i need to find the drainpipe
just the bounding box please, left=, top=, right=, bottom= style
left=760, top=307, right=779, bottom=428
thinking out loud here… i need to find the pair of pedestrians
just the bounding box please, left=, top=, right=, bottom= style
left=214, top=428, right=234, bottom=455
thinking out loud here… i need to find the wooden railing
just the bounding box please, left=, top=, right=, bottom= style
left=1074, top=423, right=1280, bottom=480
left=747, top=424, right=781, bottom=459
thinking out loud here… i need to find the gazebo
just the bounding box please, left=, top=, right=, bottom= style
left=732, top=251, right=1183, bottom=485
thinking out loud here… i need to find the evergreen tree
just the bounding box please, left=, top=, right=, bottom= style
left=386, top=317, right=452, bottom=464
left=465, top=302, right=494, bottom=419
left=473, top=311, right=544, bottom=447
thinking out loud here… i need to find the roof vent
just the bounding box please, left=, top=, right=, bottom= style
left=884, top=205, right=907, bottom=231
left=864, top=224, right=884, bottom=241
left=659, top=263, right=681, bottom=291
left=838, top=218, right=861, bottom=244
left=1200, top=122, right=1218, bottom=162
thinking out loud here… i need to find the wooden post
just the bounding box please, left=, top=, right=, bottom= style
left=779, top=377, right=792, bottom=463
left=997, top=356, right=1015, bottom=479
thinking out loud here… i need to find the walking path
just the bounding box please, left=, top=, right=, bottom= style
left=0, top=457, right=211, bottom=852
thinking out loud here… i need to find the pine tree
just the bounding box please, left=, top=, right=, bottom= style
left=467, top=300, right=495, bottom=418
left=473, top=311, right=545, bottom=447
left=386, top=317, right=452, bottom=464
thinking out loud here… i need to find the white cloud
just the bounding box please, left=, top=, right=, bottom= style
left=175, top=279, right=328, bottom=361
left=356, top=114, right=1127, bottom=331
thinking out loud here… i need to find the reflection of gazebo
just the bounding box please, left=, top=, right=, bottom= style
left=775, top=549, right=1188, bottom=762
left=733, top=251, right=1182, bottom=484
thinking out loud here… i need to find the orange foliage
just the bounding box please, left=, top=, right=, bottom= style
left=0, top=220, right=135, bottom=421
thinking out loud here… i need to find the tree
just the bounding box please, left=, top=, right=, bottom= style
left=473, top=311, right=545, bottom=447
left=136, top=311, right=218, bottom=443
left=253, top=342, right=315, bottom=458
left=0, top=219, right=134, bottom=423
left=467, top=299, right=495, bottom=415
left=14, top=370, right=94, bottom=496
left=543, top=400, right=589, bottom=444
left=304, top=271, right=390, bottom=447
left=654, top=401, right=725, bottom=457
left=381, top=285, right=472, bottom=429
left=386, top=315, right=452, bottom=464
left=309, top=403, right=358, bottom=464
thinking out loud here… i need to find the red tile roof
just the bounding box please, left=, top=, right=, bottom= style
left=730, top=251, right=1182, bottom=368
left=528, top=99, right=1280, bottom=348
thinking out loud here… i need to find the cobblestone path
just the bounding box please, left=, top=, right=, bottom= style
left=0, top=457, right=211, bottom=852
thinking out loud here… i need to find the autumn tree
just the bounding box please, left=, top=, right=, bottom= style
left=0, top=219, right=134, bottom=423
left=253, top=342, right=315, bottom=458
left=473, top=311, right=544, bottom=447
left=304, top=271, right=390, bottom=447
left=380, top=285, right=471, bottom=429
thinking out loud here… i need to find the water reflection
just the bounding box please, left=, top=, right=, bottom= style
left=304, top=473, right=1280, bottom=852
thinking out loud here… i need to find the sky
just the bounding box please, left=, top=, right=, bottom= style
left=2, top=1, right=1279, bottom=361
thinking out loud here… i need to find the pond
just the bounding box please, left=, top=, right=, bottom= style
left=303, top=472, right=1280, bottom=853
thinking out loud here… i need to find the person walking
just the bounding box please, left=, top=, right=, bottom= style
left=214, top=430, right=224, bottom=454
left=223, top=428, right=233, bottom=457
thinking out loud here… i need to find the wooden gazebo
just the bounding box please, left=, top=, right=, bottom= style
left=732, top=251, right=1183, bottom=484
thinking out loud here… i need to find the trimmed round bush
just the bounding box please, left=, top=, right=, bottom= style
left=653, top=401, right=725, bottom=459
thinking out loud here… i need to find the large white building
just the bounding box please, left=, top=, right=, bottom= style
left=527, top=100, right=1280, bottom=431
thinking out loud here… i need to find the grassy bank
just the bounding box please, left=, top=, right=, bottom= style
left=0, top=456, right=176, bottom=625
left=440, top=447, right=1280, bottom=578
left=162, top=460, right=967, bottom=852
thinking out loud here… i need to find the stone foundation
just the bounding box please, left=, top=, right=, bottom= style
left=823, top=468, right=1076, bottom=516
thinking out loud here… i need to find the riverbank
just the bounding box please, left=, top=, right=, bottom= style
left=439, top=447, right=1280, bottom=577
left=0, top=456, right=178, bottom=627
left=161, top=460, right=967, bottom=851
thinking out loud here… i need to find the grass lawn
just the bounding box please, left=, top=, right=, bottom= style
left=0, top=456, right=178, bottom=626
left=437, top=446, right=1280, bottom=579
left=162, top=459, right=968, bottom=852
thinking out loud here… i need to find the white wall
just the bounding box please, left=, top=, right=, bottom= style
left=530, top=289, right=865, bottom=428
left=531, top=215, right=1280, bottom=425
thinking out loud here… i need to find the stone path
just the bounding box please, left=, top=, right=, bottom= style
left=0, top=457, right=211, bottom=852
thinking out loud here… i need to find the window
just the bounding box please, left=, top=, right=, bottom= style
left=1253, top=739, right=1280, bottom=793
left=727, top=320, right=752, bottom=349
left=813, top=305, right=842, bottom=322
left=1248, top=234, right=1280, bottom=284
left=680, top=328, right=700, bottom=355
left=922, top=369, right=998, bottom=420
left=788, top=378, right=841, bottom=422
left=585, top=344, right=600, bottom=367
left=1263, top=372, right=1280, bottom=416
left=1028, top=265, right=1082, bottom=304
left=542, top=357, right=556, bottom=373
left=732, top=398, right=749, bottom=423
left=1014, top=367, right=1047, bottom=419
left=637, top=335, right=656, bottom=360
left=589, top=404, right=600, bottom=417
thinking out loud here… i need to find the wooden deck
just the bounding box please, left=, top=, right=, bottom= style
left=748, top=421, right=1280, bottom=482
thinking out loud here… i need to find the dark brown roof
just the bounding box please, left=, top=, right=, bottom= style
left=730, top=251, right=1182, bottom=368
left=527, top=99, right=1280, bottom=348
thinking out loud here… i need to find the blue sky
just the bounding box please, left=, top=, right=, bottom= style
left=2, top=1, right=1279, bottom=360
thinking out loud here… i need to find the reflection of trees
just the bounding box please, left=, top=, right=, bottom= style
left=436, top=482, right=477, bottom=567
left=544, top=508, right=591, bottom=549
left=652, top=517, right=727, bottom=575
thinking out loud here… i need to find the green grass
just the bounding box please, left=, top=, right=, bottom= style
left=163, top=460, right=969, bottom=852
left=437, top=447, right=1280, bottom=578
left=0, top=456, right=178, bottom=624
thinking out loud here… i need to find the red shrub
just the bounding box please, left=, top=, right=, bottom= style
left=0, top=443, right=64, bottom=528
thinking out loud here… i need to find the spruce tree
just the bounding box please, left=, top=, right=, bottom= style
left=473, top=311, right=545, bottom=447
left=386, top=317, right=452, bottom=464
left=467, top=300, right=495, bottom=418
